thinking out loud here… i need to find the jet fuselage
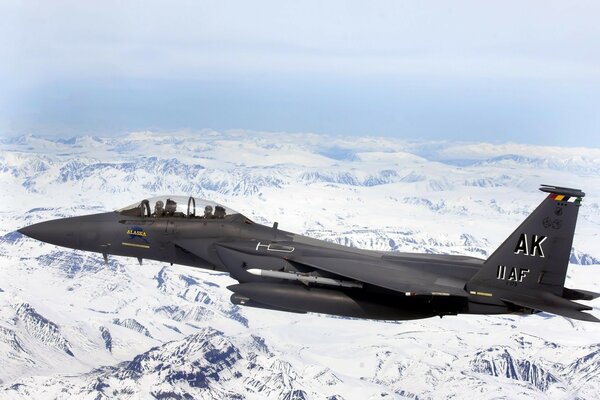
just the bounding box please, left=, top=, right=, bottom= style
left=19, top=186, right=599, bottom=322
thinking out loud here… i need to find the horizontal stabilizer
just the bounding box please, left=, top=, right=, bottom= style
left=562, top=287, right=600, bottom=301
left=501, top=294, right=599, bottom=323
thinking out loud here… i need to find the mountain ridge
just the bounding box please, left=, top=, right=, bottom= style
left=1, top=131, right=599, bottom=399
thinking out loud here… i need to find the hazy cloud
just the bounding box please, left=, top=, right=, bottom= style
left=2, top=1, right=600, bottom=145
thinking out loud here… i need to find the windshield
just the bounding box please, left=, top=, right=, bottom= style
left=118, top=196, right=239, bottom=219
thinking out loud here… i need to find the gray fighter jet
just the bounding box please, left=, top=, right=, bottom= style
left=18, top=185, right=599, bottom=322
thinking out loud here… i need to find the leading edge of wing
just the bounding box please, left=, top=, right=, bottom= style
left=286, top=257, right=468, bottom=298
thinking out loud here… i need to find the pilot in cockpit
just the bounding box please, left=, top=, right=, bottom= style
left=165, top=199, right=177, bottom=216
left=214, top=205, right=226, bottom=219
left=204, top=205, right=213, bottom=219
left=153, top=200, right=165, bottom=217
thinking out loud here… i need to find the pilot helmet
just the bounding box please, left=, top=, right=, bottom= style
left=155, top=200, right=164, bottom=208
left=204, top=205, right=213, bottom=213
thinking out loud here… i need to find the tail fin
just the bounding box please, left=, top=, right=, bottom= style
left=467, top=185, right=584, bottom=296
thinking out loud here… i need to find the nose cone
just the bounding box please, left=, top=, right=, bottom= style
left=18, top=219, right=79, bottom=249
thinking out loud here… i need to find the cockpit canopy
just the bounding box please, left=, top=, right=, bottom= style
left=118, top=196, right=239, bottom=219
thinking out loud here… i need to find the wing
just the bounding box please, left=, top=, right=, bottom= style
left=211, top=240, right=469, bottom=297
left=286, top=256, right=468, bottom=297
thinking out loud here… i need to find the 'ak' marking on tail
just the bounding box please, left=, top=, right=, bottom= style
left=513, top=233, right=547, bottom=257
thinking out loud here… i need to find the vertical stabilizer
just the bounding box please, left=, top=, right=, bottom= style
left=467, top=185, right=584, bottom=296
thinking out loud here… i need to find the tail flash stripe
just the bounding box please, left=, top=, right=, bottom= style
left=548, top=194, right=582, bottom=204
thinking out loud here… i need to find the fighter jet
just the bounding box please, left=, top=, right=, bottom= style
left=18, top=185, right=599, bottom=322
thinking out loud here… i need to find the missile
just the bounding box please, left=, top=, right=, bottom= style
left=246, top=268, right=363, bottom=288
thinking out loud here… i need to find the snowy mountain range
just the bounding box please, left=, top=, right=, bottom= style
left=0, top=130, right=599, bottom=399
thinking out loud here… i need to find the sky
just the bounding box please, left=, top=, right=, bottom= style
left=1, top=1, right=600, bottom=146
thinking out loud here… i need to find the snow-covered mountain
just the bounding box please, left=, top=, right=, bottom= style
left=0, top=131, right=599, bottom=399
